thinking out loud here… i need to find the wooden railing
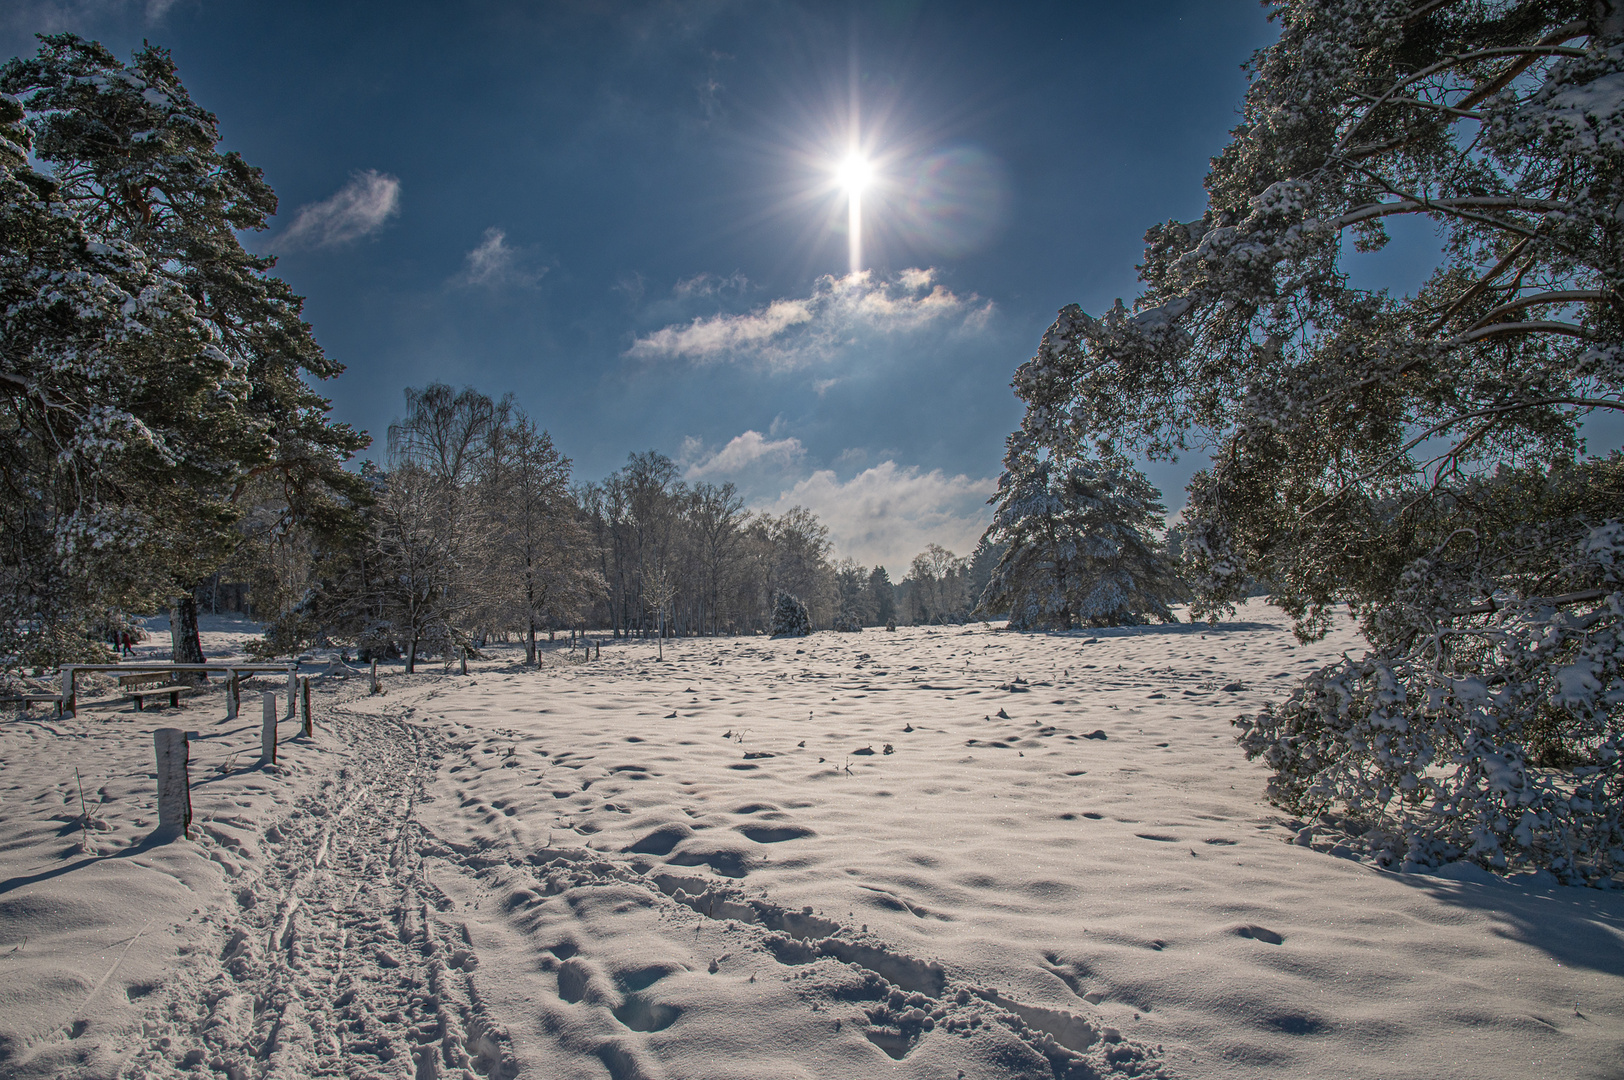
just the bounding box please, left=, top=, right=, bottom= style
left=59, top=663, right=298, bottom=718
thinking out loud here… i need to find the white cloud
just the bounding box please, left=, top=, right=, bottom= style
left=456, top=227, right=544, bottom=288
left=764, top=461, right=996, bottom=576
left=682, top=430, right=805, bottom=480
left=627, top=268, right=992, bottom=369
left=275, top=170, right=401, bottom=250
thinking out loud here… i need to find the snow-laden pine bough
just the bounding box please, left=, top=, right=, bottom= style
left=1008, top=2, right=1624, bottom=879
left=1237, top=521, right=1624, bottom=885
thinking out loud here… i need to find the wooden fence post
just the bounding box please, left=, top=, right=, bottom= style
left=370, top=659, right=379, bottom=695
left=226, top=672, right=239, bottom=719
left=460, top=648, right=469, bottom=676
left=260, top=692, right=277, bottom=765
left=300, top=677, right=312, bottom=737
left=286, top=667, right=297, bottom=718
left=154, top=727, right=191, bottom=837
left=61, top=666, right=76, bottom=718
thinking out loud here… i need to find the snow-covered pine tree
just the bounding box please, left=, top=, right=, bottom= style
left=1012, top=2, right=1624, bottom=880
left=979, top=436, right=1183, bottom=629
left=771, top=592, right=812, bottom=637
left=2, top=36, right=370, bottom=663
left=0, top=88, right=245, bottom=666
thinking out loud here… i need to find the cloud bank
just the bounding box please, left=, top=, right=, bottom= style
left=765, top=461, right=996, bottom=575
left=276, top=170, right=401, bottom=250
left=627, top=268, right=991, bottom=369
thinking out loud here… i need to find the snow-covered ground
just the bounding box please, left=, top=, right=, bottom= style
left=1, top=600, right=1620, bottom=1079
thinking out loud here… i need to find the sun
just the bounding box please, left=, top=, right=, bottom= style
left=834, top=151, right=874, bottom=275
left=835, top=152, right=872, bottom=194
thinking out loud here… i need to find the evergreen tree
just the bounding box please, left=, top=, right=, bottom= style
left=770, top=592, right=812, bottom=637
left=867, top=565, right=897, bottom=627
left=0, top=76, right=246, bottom=666
left=1012, top=2, right=1624, bottom=878
left=1, top=36, right=368, bottom=664
left=980, top=438, right=1183, bottom=629
left=967, top=537, right=1006, bottom=618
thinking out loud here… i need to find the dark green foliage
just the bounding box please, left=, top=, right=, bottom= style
left=771, top=592, right=812, bottom=637
left=0, top=35, right=368, bottom=665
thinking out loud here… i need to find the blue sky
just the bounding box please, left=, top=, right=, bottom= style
left=5, top=0, right=1289, bottom=574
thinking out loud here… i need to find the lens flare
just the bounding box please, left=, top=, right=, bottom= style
left=897, top=145, right=1009, bottom=259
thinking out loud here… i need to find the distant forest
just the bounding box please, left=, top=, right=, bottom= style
left=212, top=383, right=1005, bottom=668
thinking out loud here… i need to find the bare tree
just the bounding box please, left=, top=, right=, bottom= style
left=484, top=412, right=601, bottom=664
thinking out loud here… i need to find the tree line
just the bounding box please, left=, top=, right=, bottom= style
left=245, top=381, right=1023, bottom=669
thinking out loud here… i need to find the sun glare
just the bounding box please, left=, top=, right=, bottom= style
left=835, top=152, right=872, bottom=193
left=835, top=151, right=872, bottom=275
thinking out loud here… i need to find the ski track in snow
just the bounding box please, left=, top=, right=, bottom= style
left=2, top=601, right=1623, bottom=1079
left=122, top=699, right=517, bottom=1080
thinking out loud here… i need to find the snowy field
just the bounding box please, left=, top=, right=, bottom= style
left=1, top=600, right=1621, bottom=1079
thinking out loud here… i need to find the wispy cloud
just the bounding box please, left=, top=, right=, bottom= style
left=681, top=430, right=805, bottom=480
left=627, top=268, right=992, bottom=369
left=766, top=461, right=996, bottom=575
left=275, top=170, right=401, bottom=250
left=2, top=0, right=177, bottom=33
left=673, top=271, right=749, bottom=299
left=456, top=227, right=544, bottom=288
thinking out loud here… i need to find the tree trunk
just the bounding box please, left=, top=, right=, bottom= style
left=526, top=620, right=537, bottom=666
left=169, top=595, right=205, bottom=677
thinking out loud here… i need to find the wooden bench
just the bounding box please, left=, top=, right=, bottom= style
left=119, top=671, right=191, bottom=710
left=0, top=692, right=64, bottom=715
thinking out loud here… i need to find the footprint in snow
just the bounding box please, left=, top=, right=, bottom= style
left=1234, top=924, right=1285, bottom=945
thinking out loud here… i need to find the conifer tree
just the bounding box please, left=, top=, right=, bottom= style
left=1012, top=1, right=1624, bottom=879
left=980, top=438, right=1183, bottom=629
left=771, top=592, right=812, bottom=637
left=0, top=83, right=245, bottom=665
left=1, top=36, right=368, bottom=663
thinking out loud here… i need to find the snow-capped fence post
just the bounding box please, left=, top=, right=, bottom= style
left=154, top=727, right=191, bottom=837
left=370, top=659, right=379, bottom=695
left=300, top=677, right=312, bottom=737
left=285, top=667, right=297, bottom=718
left=260, top=692, right=277, bottom=765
